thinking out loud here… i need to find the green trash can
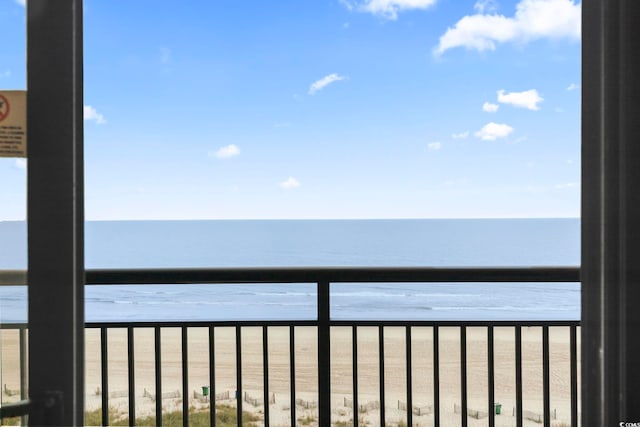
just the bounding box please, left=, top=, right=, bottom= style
left=202, top=386, right=209, bottom=397
left=495, top=403, right=502, bottom=415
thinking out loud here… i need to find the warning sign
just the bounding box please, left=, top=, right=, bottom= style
left=0, top=90, right=27, bottom=158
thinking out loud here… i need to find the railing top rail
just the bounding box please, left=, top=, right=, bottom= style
left=0, top=320, right=580, bottom=329
left=0, top=399, right=30, bottom=420
left=0, top=266, right=580, bottom=286
left=0, top=270, right=27, bottom=286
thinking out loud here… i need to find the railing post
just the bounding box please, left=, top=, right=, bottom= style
left=19, top=328, right=28, bottom=426
left=515, top=326, right=523, bottom=427
left=488, top=326, right=495, bottom=427
left=128, top=327, right=136, bottom=426
left=182, top=327, right=189, bottom=427
left=236, top=326, right=243, bottom=425
left=317, top=280, right=331, bottom=426
left=101, top=328, right=109, bottom=427
left=460, top=326, right=468, bottom=427
left=262, top=326, right=270, bottom=427
left=155, top=327, right=163, bottom=427
left=289, top=326, right=296, bottom=427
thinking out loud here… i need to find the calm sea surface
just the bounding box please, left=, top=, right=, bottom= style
left=0, top=219, right=580, bottom=322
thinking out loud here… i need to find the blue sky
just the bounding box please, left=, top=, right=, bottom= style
left=0, top=0, right=580, bottom=220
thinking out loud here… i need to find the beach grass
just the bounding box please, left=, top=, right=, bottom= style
left=0, top=416, right=20, bottom=426
left=84, top=404, right=260, bottom=427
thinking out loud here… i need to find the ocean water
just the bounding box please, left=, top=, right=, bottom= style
left=0, top=219, right=580, bottom=322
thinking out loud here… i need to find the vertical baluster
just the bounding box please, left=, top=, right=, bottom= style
left=101, top=327, right=109, bottom=427
left=488, top=326, right=495, bottom=427
left=460, top=326, right=467, bottom=427
left=182, top=327, right=188, bottom=427
left=155, top=327, right=162, bottom=426
left=263, top=326, right=270, bottom=427
left=317, top=280, right=331, bottom=427
left=379, top=326, right=385, bottom=426
left=406, top=326, right=412, bottom=427
left=128, top=327, right=136, bottom=426
left=515, top=326, right=523, bottom=427
left=543, top=326, right=550, bottom=427
left=433, top=326, right=440, bottom=427
left=570, top=325, right=578, bottom=427
left=19, top=327, right=27, bottom=426
left=209, top=326, right=216, bottom=427
left=352, top=326, right=358, bottom=427
left=236, top=326, right=243, bottom=425
left=290, top=325, right=296, bottom=427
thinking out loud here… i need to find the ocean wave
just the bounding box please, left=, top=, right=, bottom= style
left=413, top=293, right=482, bottom=298
left=431, top=305, right=577, bottom=311
left=332, top=292, right=408, bottom=298
left=255, top=292, right=316, bottom=297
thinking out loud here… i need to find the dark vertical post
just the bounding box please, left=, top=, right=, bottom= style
left=542, top=326, right=550, bottom=427
left=515, top=326, right=522, bottom=427
left=128, top=327, right=136, bottom=425
left=582, top=0, right=640, bottom=424
left=155, top=327, right=162, bottom=426
left=352, top=326, right=358, bottom=427
left=317, top=281, right=331, bottom=427
left=378, top=326, right=385, bottom=426
left=570, top=325, right=578, bottom=427
left=289, top=326, right=296, bottom=427
left=236, top=326, right=242, bottom=425
left=460, top=327, right=467, bottom=427
left=406, top=326, right=412, bottom=427
left=488, top=326, right=495, bottom=427
left=182, top=327, right=189, bottom=427
left=27, top=0, right=84, bottom=425
left=433, top=326, right=440, bottom=427
left=101, top=328, right=108, bottom=427
left=263, top=326, right=270, bottom=427
left=209, top=326, right=216, bottom=427
left=19, top=328, right=27, bottom=399
left=19, top=328, right=28, bottom=426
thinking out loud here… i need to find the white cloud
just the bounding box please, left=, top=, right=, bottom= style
left=474, top=0, right=498, bottom=13
left=475, top=122, right=514, bottom=140
left=308, top=73, right=346, bottom=95
left=15, top=0, right=25, bottom=6
left=567, top=83, right=580, bottom=91
left=14, top=159, right=26, bottom=170
left=160, top=47, right=171, bottom=64
left=210, top=144, right=240, bottom=159
left=280, top=177, right=301, bottom=189
left=497, top=89, right=543, bottom=110
left=340, top=0, right=437, bottom=20
left=0, top=70, right=11, bottom=78
left=84, top=105, right=107, bottom=124
left=452, top=131, right=470, bottom=139
left=339, top=0, right=355, bottom=11
left=427, top=142, right=442, bottom=151
left=434, top=0, right=581, bottom=56
left=482, top=102, right=499, bottom=112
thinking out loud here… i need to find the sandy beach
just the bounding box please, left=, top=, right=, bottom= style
left=1, top=326, right=579, bottom=426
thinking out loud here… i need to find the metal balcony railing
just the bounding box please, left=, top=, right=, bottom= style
left=0, top=267, right=580, bottom=427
